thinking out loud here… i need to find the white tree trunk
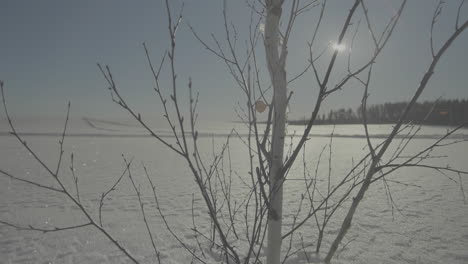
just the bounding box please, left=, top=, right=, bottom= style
left=264, top=1, right=287, bottom=264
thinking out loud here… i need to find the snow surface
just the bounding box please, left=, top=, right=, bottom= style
left=1, top=118, right=468, bottom=263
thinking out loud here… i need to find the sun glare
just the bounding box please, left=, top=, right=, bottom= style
left=332, top=42, right=346, bottom=52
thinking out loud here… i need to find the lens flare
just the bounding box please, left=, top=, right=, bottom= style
left=332, top=42, right=346, bottom=52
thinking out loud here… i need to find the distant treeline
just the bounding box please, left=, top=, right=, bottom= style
left=289, top=99, right=468, bottom=126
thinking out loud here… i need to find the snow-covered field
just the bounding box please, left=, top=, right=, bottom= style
left=1, top=118, right=468, bottom=263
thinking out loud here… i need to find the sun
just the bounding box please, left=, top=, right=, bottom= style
left=331, top=42, right=346, bottom=52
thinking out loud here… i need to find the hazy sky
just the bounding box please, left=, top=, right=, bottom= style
left=1, top=0, right=467, bottom=121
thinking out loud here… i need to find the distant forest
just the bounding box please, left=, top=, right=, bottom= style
left=290, top=99, right=468, bottom=126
